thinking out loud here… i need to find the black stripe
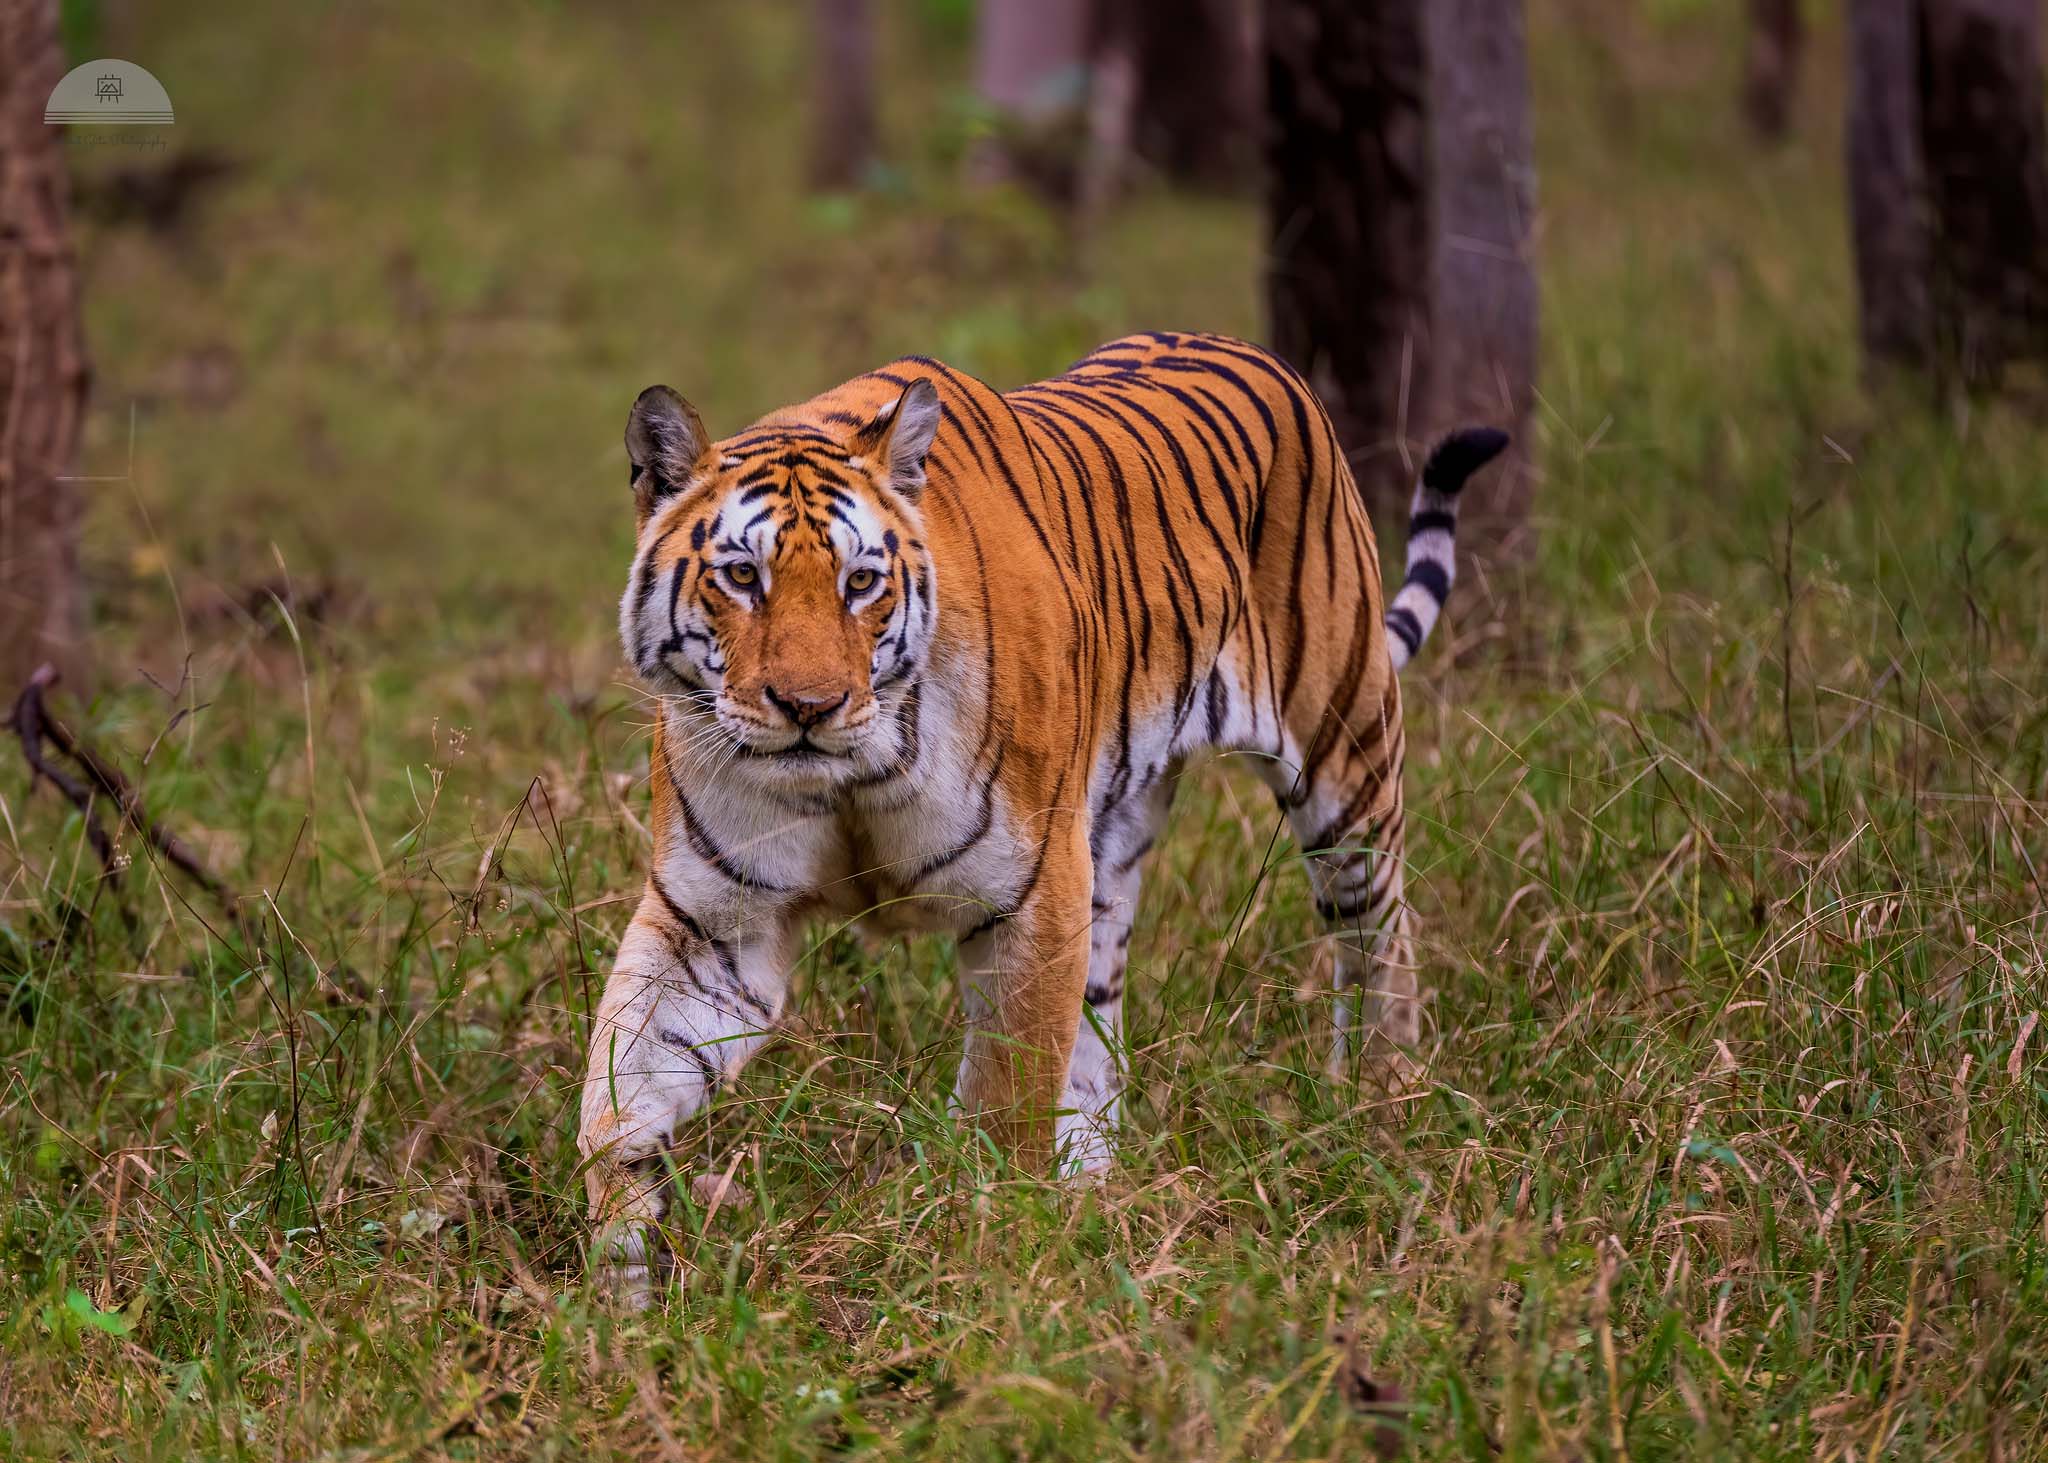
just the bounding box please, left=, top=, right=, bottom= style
left=1384, top=602, right=1417, bottom=651
left=662, top=741, right=795, bottom=893
left=1404, top=558, right=1451, bottom=605
left=905, top=745, right=1007, bottom=879
left=645, top=876, right=774, bottom=1023
left=629, top=522, right=684, bottom=658
left=655, top=1027, right=721, bottom=1091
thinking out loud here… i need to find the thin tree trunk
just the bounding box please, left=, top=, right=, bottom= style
left=970, top=0, right=1092, bottom=194
left=1744, top=0, right=1805, bottom=139
left=1263, top=0, right=1431, bottom=519
left=1919, top=0, right=2048, bottom=384
left=0, top=0, right=91, bottom=694
left=975, top=0, right=1092, bottom=121
left=1078, top=3, right=1142, bottom=225
left=1426, top=0, right=1538, bottom=577
left=809, top=0, right=877, bottom=191
left=1847, top=0, right=1933, bottom=371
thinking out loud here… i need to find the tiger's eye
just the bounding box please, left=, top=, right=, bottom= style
left=846, top=568, right=878, bottom=595
left=727, top=563, right=758, bottom=587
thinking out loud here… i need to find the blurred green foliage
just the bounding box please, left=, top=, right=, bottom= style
left=58, top=0, right=101, bottom=62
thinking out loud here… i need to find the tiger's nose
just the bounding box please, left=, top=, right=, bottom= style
left=764, top=685, right=848, bottom=729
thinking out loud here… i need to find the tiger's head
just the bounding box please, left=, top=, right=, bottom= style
left=617, top=379, right=943, bottom=788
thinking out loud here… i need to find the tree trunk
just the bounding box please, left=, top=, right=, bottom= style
left=1133, top=0, right=1259, bottom=188
left=1425, top=0, right=1538, bottom=576
left=970, top=0, right=1093, bottom=195
left=0, top=0, right=90, bottom=694
left=1846, top=0, right=2048, bottom=385
left=1743, top=0, right=1805, bottom=140
left=809, top=0, right=877, bottom=191
left=1847, top=0, right=1933, bottom=371
left=1078, top=3, right=1143, bottom=224
left=1919, top=0, right=2048, bottom=385
left=1085, top=0, right=1259, bottom=218
left=1263, top=0, right=1431, bottom=518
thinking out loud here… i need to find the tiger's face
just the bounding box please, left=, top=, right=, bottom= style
left=617, top=380, right=942, bottom=788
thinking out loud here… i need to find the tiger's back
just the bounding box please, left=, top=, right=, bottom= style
left=1008, top=332, right=1403, bottom=853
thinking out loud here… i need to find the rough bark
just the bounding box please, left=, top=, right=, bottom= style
left=1426, top=0, right=1538, bottom=575
left=1919, top=0, right=2048, bottom=384
left=0, top=0, right=90, bottom=694
left=809, top=0, right=877, bottom=191
left=1847, top=0, right=1933, bottom=371
left=1263, top=0, right=1432, bottom=518
left=1744, top=0, right=1805, bottom=140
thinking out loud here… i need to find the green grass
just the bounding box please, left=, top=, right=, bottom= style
left=4, top=1, right=2046, bottom=1457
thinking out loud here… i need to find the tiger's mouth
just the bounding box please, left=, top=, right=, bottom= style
left=714, top=708, right=875, bottom=771
left=737, top=734, right=841, bottom=761
left=659, top=690, right=882, bottom=787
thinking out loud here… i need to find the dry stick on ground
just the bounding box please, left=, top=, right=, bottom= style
left=5, top=662, right=240, bottom=925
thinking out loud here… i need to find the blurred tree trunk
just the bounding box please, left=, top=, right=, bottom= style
left=1132, top=0, right=1259, bottom=187
left=0, top=0, right=91, bottom=694
left=1084, top=0, right=1258, bottom=219
left=1078, top=5, right=1142, bottom=222
left=1847, top=0, right=2048, bottom=385
left=1847, top=0, right=1933, bottom=370
left=1919, top=0, right=2048, bottom=384
left=1263, top=0, right=1431, bottom=519
left=1743, top=0, right=1805, bottom=140
left=809, top=0, right=876, bottom=191
left=1425, top=0, right=1538, bottom=577
left=971, top=0, right=1092, bottom=195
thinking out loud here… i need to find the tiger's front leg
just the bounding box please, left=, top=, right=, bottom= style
left=952, top=817, right=1095, bottom=1171
left=577, top=885, right=789, bottom=1305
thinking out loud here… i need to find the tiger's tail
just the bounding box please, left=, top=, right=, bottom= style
left=1383, top=428, right=1511, bottom=671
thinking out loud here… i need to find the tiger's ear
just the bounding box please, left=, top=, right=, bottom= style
left=862, top=379, right=942, bottom=502
left=625, top=385, right=711, bottom=520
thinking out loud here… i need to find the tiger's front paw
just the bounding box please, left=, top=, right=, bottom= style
left=589, top=1215, right=661, bottom=1311
left=581, top=1144, right=669, bottom=1310
left=1055, top=1106, right=1118, bottom=1180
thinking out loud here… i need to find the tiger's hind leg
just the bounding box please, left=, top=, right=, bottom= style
left=1317, top=799, right=1417, bottom=1078
left=1266, top=720, right=1420, bottom=1082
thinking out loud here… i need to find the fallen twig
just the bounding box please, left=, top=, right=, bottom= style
left=5, top=662, right=240, bottom=924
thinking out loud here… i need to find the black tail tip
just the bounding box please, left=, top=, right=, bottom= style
left=1423, top=427, right=1511, bottom=495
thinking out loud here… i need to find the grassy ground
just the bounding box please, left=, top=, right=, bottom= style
left=5, top=1, right=2047, bottom=1458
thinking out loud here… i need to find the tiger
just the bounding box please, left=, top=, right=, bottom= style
left=579, top=330, right=1507, bottom=1299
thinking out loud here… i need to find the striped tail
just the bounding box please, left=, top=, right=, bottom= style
left=1383, top=428, right=1511, bottom=671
